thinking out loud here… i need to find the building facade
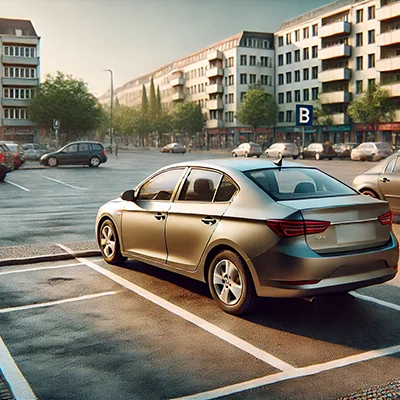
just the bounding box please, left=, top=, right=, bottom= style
left=0, top=18, right=40, bottom=143
left=99, top=31, right=275, bottom=148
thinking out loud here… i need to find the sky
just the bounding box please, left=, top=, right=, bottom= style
left=0, top=0, right=333, bottom=97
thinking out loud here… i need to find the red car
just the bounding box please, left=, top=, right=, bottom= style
left=6, top=143, right=25, bottom=169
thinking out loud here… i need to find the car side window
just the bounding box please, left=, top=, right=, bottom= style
left=392, top=157, right=400, bottom=173
left=137, top=169, right=184, bottom=201
left=64, top=144, right=78, bottom=153
left=92, top=144, right=103, bottom=151
left=78, top=143, right=90, bottom=152
left=214, top=176, right=238, bottom=202
left=179, top=169, right=222, bottom=202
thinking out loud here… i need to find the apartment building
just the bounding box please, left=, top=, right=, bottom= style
left=0, top=18, right=40, bottom=143
left=99, top=31, right=274, bottom=148
left=275, top=0, right=400, bottom=146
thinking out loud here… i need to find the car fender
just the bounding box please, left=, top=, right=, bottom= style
left=352, top=175, right=385, bottom=200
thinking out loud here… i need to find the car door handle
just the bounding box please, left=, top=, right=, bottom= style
left=201, top=216, right=217, bottom=225
left=380, top=177, right=390, bottom=183
left=154, top=213, right=166, bottom=221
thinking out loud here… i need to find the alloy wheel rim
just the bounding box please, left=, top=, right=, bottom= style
left=48, top=157, right=57, bottom=167
left=100, top=225, right=115, bottom=258
left=213, top=259, right=243, bottom=305
left=91, top=157, right=100, bottom=166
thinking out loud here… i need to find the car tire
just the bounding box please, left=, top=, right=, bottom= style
left=232, top=152, right=237, bottom=158
left=315, top=153, right=320, bottom=161
left=265, top=152, right=269, bottom=158
left=361, top=189, right=380, bottom=199
left=0, top=170, right=6, bottom=182
left=98, top=219, right=126, bottom=265
left=293, top=155, right=298, bottom=160
left=329, top=158, right=333, bottom=160
left=256, top=155, right=260, bottom=158
left=208, top=250, right=259, bottom=315
left=245, top=152, right=249, bottom=157
left=299, top=153, right=304, bottom=159
left=89, top=156, right=101, bottom=167
left=47, top=156, right=58, bottom=167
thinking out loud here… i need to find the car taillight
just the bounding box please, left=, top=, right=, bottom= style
left=266, top=219, right=330, bottom=238
left=284, top=147, right=287, bottom=150
left=378, top=210, right=393, bottom=225
left=0, top=153, right=4, bottom=162
left=102, top=149, right=106, bottom=156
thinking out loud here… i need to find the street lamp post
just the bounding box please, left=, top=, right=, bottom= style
left=104, top=69, right=114, bottom=151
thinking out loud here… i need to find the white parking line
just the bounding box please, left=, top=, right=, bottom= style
left=4, top=179, right=30, bottom=191
left=0, top=262, right=82, bottom=276
left=350, top=291, right=400, bottom=312
left=0, top=291, right=119, bottom=314
left=173, top=344, right=400, bottom=400
left=74, top=256, right=294, bottom=372
left=41, top=176, right=90, bottom=190
left=0, top=336, right=37, bottom=400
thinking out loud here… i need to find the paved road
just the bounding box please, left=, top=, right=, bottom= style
left=1, top=150, right=379, bottom=247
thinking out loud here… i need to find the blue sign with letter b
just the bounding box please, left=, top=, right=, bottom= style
left=296, top=105, right=313, bottom=126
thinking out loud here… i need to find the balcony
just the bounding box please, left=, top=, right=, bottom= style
left=319, top=67, right=351, bottom=82
left=320, top=91, right=351, bottom=104
left=2, top=119, right=36, bottom=127
left=207, top=50, right=223, bottom=61
left=206, top=84, right=223, bottom=94
left=2, top=55, right=39, bottom=66
left=206, top=67, right=224, bottom=78
left=376, top=2, right=400, bottom=21
left=377, top=29, right=400, bottom=46
left=207, top=99, right=224, bottom=110
left=2, top=98, right=29, bottom=107
left=2, top=78, right=39, bottom=86
left=172, top=92, right=185, bottom=101
left=170, top=77, right=185, bottom=87
left=376, top=56, right=400, bottom=72
left=319, top=44, right=351, bottom=60
left=206, top=119, right=224, bottom=129
left=319, top=21, right=351, bottom=38
left=331, top=113, right=350, bottom=125
left=381, top=82, right=400, bottom=97
left=2, top=37, right=38, bottom=45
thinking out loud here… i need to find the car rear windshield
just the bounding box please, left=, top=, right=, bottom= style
left=244, top=167, right=357, bottom=201
left=376, top=142, right=390, bottom=150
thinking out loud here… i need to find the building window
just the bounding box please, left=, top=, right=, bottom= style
left=368, top=30, right=375, bottom=44
left=295, top=90, right=300, bottom=102
left=303, top=47, right=309, bottom=60
left=356, top=32, right=363, bottom=47
left=286, top=91, right=292, bottom=103
left=286, top=33, right=291, bottom=44
left=303, top=27, right=309, bottom=39
left=312, top=66, right=318, bottom=79
left=260, top=56, right=269, bottom=67
left=312, top=46, right=318, bottom=58
left=286, top=110, right=293, bottom=122
left=356, top=80, right=363, bottom=94
left=249, top=74, right=256, bottom=84
left=312, top=87, right=319, bottom=100
left=228, top=57, right=234, bottom=67
left=368, top=78, right=376, bottom=88
left=240, top=92, right=247, bottom=101
left=368, top=5, right=375, bottom=20
left=278, top=74, right=284, bottom=85
left=356, top=56, right=363, bottom=70
left=286, top=52, right=292, bottom=64
left=278, top=36, right=283, bottom=47
left=240, top=74, right=247, bottom=84
left=294, top=50, right=300, bottom=62
left=278, top=111, right=284, bottom=122
left=303, top=88, right=309, bottom=101
left=295, top=30, right=300, bottom=41
left=312, top=24, right=318, bottom=36
left=356, top=9, right=363, bottom=23
left=294, top=70, right=300, bottom=82
left=368, top=53, right=375, bottom=68
left=278, top=54, right=283, bottom=66
left=261, top=75, right=269, bottom=85
left=249, top=55, right=256, bottom=66
left=240, top=55, right=247, bottom=66
left=278, top=93, right=284, bottom=104
left=286, top=72, right=292, bottom=84
left=303, top=68, right=309, bottom=80
left=228, top=75, right=234, bottom=85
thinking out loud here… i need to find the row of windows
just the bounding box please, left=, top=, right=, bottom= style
left=239, top=73, right=272, bottom=85
left=3, top=108, right=27, bottom=119
left=239, top=55, right=271, bottom=67
left=278, top=87, right=319, bottom=104
left=224, top=111, right=235, bottom=122
left=356, top=54, right=376, bottom=70
left=278, top=46, right=318, bottom=66
left=278, top=67, right=318, bottom=85
left=3, top=88, right=35, bottom=99
left=356, top=30, right=376, bottom=46
left=4, top=67, right=37, bottom=78
left=242, top=37, right=271, bottom=49
left=3, top=46, right=36, bottom=58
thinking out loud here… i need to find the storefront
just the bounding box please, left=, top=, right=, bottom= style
left=1, top=127, right=39, bottom=144
left=322, top=124, right=351, bottom=144
left=276, top=126, right=319, bottom=147
left=378, top=123, right=400, bottom=146
left=207, top=128, right=234, bottom=149
left=206, top=127, right=273, bottom=149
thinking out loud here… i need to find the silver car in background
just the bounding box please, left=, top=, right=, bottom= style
left=160, top=142, right=186, bottom=154
left=96, top=159, right=398, bottom=315
left=231, top=142, right=262, bottom=158
left=265, top=142, right=299, bottom=159
left=351, top=142, right=392, bottom=161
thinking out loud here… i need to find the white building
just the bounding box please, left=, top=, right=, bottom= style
left=99, top=31, right=275, bottom=148
left=0, top=18, right=40, bottom=143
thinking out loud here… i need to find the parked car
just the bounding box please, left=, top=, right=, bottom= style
left=0, top=143, right=14, bottom=181
left=40, top=141, right=107, bottom=167
left=352, top=151, right=400, bottom=214
left=160, top=143, right=186, bottom=154
left=22, top=143, right=41, bottom=160
left=265, top=142, right=299, bottom=159
left=350, top=142, right=392, bottom=161
left=95, top=158, right=398, bottom=315
left=231, top=142, right=262, bottom=158
left=301, top=143, right=336, bottom=160
left=6, top=143, right=25, bottom=169
left=334, top=142, right=358, bottom=159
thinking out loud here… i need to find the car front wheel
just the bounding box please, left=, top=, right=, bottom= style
left=98, top=219, right=126, bottom=265
left=89, top=156, right=100, bottom=167
left=232, top=152, right=237, bottom=158
left=47, top=157, right=58, bottom=167
left=315, top=153, right=321, bottom=161
left=208, top=250, right=259, bottom=315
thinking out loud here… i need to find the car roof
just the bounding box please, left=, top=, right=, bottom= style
left=65, top=141, right=102, bottom=145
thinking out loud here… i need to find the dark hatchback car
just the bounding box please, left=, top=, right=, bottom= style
left=40, top=141, right=107, bottom=167
left=302, top=143, right=336, bottom=160
left=0, top=143, right=14, bottom=181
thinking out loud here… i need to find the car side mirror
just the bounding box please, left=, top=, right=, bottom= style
left=121, top=189, right=136, bottom=202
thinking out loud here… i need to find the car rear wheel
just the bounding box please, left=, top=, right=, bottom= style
left=98, top=220, right=126, bottom=265
left=0, top=170, right=6, bottom=182
left=89, top=156, right=100, bottom=167
left=208, top=250, right=259, bottom=315
left=47, top=157, right=58, bottom=167
left=315, top=153, right=321, bottom=161
left=232, top=152, right=237, bottom=158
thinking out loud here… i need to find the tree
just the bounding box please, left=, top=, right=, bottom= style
left=141, top=85, right=148, bottom=115
left=173, top=101, right=204, bottom=136
left=156, top=85, right=162, bottom=117
left=28, top=72, right=103, bottom=145
left=313, top=102, right=334, bottom=126
left=236, top=87, right=277, bottom=141
left=149, top=77, right=157, bottom=120
left=347, top=84, right=396, bottom=132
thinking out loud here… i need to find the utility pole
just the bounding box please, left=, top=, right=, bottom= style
left=104, top=69, right=114, bottom=152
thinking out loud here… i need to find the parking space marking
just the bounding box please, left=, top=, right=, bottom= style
left=0, top=262, right=83, bottom=276
left=4, top=179, right=30, bottom=192
left=41, top=176, right=90, bottom=190
left=173, top=344, right=400, bottom=400
left=0, top=336, right=37, bottom=400
left=0, top=291, right=119, bottom=314
left=75, top=256, right=294, bottom=372
left=350, top=291, right=400, bottom=312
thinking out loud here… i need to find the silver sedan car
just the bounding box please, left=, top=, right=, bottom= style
left=231, top=142, right=262, bottom=158
left=265, top=142, right=299, bottom=159
left=160, top=143, right=186, bottom=154
left=96, top=159, right=398, bottom=315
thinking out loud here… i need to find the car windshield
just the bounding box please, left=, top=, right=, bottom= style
left=244, top=167, right=357, bottom=201
left=376, top=142, right=390, bottom=150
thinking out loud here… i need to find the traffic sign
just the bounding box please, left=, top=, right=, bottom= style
left=53, top=119, right=60, bottom=130
left=296, top=105, right=313, bottom=126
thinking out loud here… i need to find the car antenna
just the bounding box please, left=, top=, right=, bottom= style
left=273, top=154, right=283, bottom=170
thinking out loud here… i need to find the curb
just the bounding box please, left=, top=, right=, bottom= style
left=0, top=249, right=101, bottom=267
